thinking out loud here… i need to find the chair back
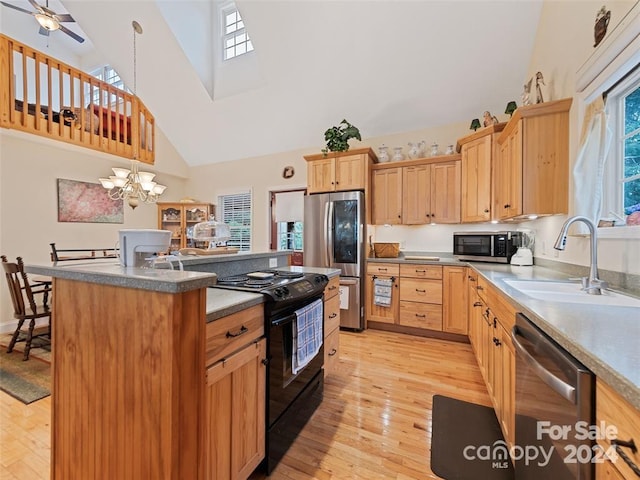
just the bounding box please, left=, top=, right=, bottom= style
left=50, top=242, right=118, bottom=262
left=1, top=255, right=47, bottom=318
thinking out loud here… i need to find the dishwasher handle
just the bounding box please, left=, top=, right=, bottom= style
left=511, top=325, right=577, bottom=404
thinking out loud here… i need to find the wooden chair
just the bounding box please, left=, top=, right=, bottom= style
left=1, top=256, right=51, bottom=361
left=50, top=242, right=118, bottom=262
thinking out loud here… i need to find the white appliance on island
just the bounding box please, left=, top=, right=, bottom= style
left=303, top=191, right=365, bottom=330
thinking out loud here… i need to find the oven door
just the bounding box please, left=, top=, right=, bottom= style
left=268, top=307, right=324, bottom=426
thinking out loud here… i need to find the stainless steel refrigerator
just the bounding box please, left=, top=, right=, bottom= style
left=304, top=191, right=365, bottom=330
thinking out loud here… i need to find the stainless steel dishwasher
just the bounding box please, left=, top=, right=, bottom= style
left=512, top=313, right=594, bottom=479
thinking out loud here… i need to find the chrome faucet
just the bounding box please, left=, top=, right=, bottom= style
left=553, top=216, right=607, bottom=295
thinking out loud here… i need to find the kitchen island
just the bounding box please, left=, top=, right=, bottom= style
left=24, top=259, right=221, bottom=479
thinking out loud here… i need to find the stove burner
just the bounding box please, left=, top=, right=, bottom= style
left=245, top=279, right=274, bottom=287
left=217, top=275, right=250, bottom=286
left=263, top=270, right=304, bottom=279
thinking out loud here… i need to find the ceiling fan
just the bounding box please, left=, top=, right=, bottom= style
left=0, top=0, right=85, bottom=43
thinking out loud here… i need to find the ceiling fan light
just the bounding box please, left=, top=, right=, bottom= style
left=35, top=13, right=59, bottom=31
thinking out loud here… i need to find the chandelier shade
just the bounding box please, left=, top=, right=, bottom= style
left=99, top=160, right=166, bottom=209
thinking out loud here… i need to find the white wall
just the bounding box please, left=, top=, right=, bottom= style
left=0, top=131, right=189, bottom=331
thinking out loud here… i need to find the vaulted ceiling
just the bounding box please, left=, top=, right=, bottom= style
left=1, top=0, right=544, bottom=166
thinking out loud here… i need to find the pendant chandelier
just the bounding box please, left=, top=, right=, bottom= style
left=99, top=160, right=167, bottom=209
left=98, top=20, right=166, bottom=209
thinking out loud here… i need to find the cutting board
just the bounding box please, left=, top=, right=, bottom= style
left=403, top=256, right=440, bottom=261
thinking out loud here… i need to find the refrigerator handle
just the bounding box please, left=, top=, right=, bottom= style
left=327, top=201, right=335, bottom=267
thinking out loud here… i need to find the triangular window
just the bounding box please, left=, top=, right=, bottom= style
left=223, top=6, right=253, bottom=61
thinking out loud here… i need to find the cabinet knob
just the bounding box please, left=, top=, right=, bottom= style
left=328, top=348, right=338, bottom=356
left=484, top=208, right=490, bottom=213
left=261, top=358, right=269, bottom=366
left=504, top=204, right=510, bottom=209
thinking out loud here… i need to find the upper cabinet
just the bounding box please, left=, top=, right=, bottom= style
left=457, top=124, right=506, bottom=222
left=371, top=156, right=461, bottom=226
left=304, top=148, right=377, bottom=194
left=494, top=98, right=572, bottom=220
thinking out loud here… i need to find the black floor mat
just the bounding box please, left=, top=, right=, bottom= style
left=431, top=395, right=514, bottom=480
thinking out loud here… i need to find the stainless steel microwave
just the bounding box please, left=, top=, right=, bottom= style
left=453, top=231, right=522, bottom=263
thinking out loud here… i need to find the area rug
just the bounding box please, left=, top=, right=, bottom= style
left=431, top=394, right=514, bottom=480
left=0, top=335, right=51, bottom=404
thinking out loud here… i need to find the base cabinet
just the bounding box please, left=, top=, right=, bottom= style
left=469, top=272, right=516, bottom=450
left=324, top=276, right=341, bottom=376
left=205, top=339, right=266, bottom=480
left=204, top=305, right=266, bottom=480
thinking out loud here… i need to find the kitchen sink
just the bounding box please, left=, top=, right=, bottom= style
left=503, top=280, right=640, bottom=307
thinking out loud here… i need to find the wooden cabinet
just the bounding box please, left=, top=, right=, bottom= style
left=468, top=271, right=516, bottom=450
left=205, top=304, right=266, bottom=480
left=371, top=156, right=462, bottom=225
left=304, top=149, right=376, bottom=194
left=323, top=276, right=341, bottom=377
left=596, top=379, right=640, bottom=480
left=158, top=202, right=214, bottom=251
left=365, top=262, right=399, bottom=325
left=402, top=161, right=460, bottom=224
left=402, top=164, right=430, bottom=224
left=494, top=98, right=572, bottom=220
left=457, top=124, right=505, bottom=222
left=372, top=167, right=403, bottom=225
left=399, top=264, right=443, bottom=330
left=442, top=266, right=468, bottom=334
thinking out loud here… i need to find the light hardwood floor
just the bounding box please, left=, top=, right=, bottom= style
left=0, top=329, right=490, bottom=479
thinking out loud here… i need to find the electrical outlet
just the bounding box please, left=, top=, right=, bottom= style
left=269, top=258, right=277, bottom=268
left=400, top=241, right=406, bottom=250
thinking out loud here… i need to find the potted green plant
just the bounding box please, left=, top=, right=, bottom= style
left=322, top=119, right=361, bottom=155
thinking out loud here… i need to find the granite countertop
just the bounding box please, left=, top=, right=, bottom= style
left=470, top=263, right=640, bottom=410
left=26, top=259, right=217, bottom=293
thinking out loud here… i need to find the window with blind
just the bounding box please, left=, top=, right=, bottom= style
left=218, top=191, right=252, bottom=251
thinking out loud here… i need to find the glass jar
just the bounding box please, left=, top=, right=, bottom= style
left=430, top=143, right=439, bottom=156
left=377, top=144, right=390, bottom=162
left=446, top=144, right=455, bottom=155
left=392, top=147, right=405, bottom=161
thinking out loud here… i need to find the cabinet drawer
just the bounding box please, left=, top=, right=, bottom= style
left=399, top=301, right=442, bottom=330
left=367, top=262, right=399, bottom=276
left=205, top=304, right=264, bottom=366
left=400, top=264, right=442, bottom=279
left=324, top=275, right=340, bottom=300
left=324, top=326, right=340, bottom=376
left=400, top=278, right=442, bottom=304
left=596, top=379, right=640, bottom=479
left=325, top=293, right=340, bottom=334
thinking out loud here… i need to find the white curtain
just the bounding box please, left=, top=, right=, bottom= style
left=571, top=95, right=612, bottom=234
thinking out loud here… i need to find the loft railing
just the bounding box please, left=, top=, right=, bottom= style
left=0, top=34, right=155, bottom=164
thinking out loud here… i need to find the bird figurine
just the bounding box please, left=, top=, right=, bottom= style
left=535, top=71, right=546, bottom=104
left=483, top=111, right=499, bottom=127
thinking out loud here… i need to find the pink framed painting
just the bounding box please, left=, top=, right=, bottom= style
left=57, top=179, right=124, bottom=223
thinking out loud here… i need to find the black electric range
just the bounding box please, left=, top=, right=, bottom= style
left=212, top=269, right=329, bottom=474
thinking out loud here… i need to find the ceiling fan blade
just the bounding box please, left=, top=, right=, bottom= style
left=54, top=13, right=74, bottom=22
left=27, top=0, right=44, bottom=13
left=38, top=25, right=50, bottom=36
left=0, top=1, right=35, bottom=15
left=58, top=23, right=84, bottom=43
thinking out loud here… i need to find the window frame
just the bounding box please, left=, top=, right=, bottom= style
left=221, top=4, right=254, bottom=61
left=575, top=2, right=640, bottom=238
left=218, top=190, right=252, bottom=251
left=602, top=70, right=640, bottom=226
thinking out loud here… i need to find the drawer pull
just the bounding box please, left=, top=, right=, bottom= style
left=415, top=269, right=426, bottom=273
left=328, top=285, right=337, bottom=290
left=329, top=313, right=337, bottom=319
left=226, top=325, right=248, bottom=338
left=261, top=358, right=269, bottom=366
left=612, top=439, right=640, bottom=477
left=378, top=268, right=388, bottom=272
left=415, top=289, right=426, bottom=293
left=477, top=285, right=484, bottom=291
left=473, top=302, right=483, bottom=307
left=328, top=348, right=338, bottom=356
left=415, top=314, right=426, bottom=318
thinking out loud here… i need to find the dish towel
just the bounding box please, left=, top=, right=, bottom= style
left=374, top=278, right=393, bottom=307
left=292, top=298, right=324, bottom=375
